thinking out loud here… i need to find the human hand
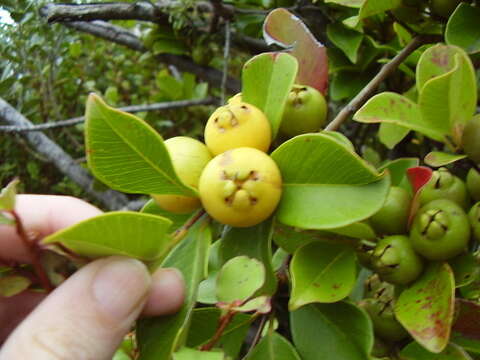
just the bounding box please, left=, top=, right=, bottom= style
left=0, top=195, right=185, bottom=359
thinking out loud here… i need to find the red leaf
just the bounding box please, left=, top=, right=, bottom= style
left=407, top=166, right=433, bottom=194
left=263, top=8, right=328, bottom=94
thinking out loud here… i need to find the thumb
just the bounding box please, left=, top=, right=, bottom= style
left=0, top=256, right=151, bottom=360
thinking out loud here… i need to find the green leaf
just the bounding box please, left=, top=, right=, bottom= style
left=0, top=178, right=19, bottom=211
left=85, top=93, right=196, bottom=196
left=262, top=9, right=328, bottom=94
left=451, top=299, right=480, bottom=354
left=216, top=256, right=265, bottom=303
left=219, top=219, right=277, bottom=296
left=324, top=0, right=363, bottom=7
left=242, top=52, right=298, bottom=138
left=186, top=308, right=252, bottom=358
left=273, top=224, right=323, bottom=254
left=328, top=222, right=376, bottom=240
left=290, top=241, right=356, bottom=309
left=400, top=341, right=473, bottom=359
left=359, top=0, right=402, bottom=19
left=378, top=123, right=410, bottom=149
left=395, top=262, right=455, bottom=353
left=137, top=219, right=211, bottom=360
left=42, top=212, right=173, bottom=261
left=446, top=3, right=480, bottom=54
left=271, top=133, right=390, bottom=229
left=327, top=23, right=363, bottom=63
left=378, top=157, right=419, bottom=188
left=247, top=332, right=301, bottom=360
left=290, top=303, right=373, bottom=360
left=0, top=275, right=31, bottom=297
left=141, top=199, right=193, bottom=232
left=173, top=348, right=224, bottom=360
left=418, top=49, right=477, bottom=142
left=424, top=152, right=467, bottom=167
left=353, top=92, right=446, bottom=141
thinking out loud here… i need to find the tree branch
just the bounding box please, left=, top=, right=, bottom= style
left=325, top=35, right=441, bottom=132
left=0, top=97, right=129, bottom=210
left=41, top=2, right=167, bottom=23
left=0, top=97, right=218, bottom=133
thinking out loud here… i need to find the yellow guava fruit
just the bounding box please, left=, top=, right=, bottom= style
left=152, top=136, right=212, bottom=214
left=204, top=102, right=271, bottom=155
left=198, top=147, right=282, bottom=227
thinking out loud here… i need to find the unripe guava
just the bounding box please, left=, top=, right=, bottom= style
left=467, top=168, right=480, bottom=202
left=462, top=115, right=480, bottom=164
left=469, top=202, right=480, bottom=242
left=152, top=136, right=212, bottom=214
left=204, top=102, right=271, bottom=156
left=419, top=167, right=469, bottom=209
left=410, top=199, right=470, bottom=260
left=359, top=298, right=408, bottom=342
left=371, top=235, right=424, bottom=285
left=279, top=85, right=328, bottom=137
left=369, top=186, right=411, bottom=235
left=430, top=0, right=462, bottom=17
left=198, top=147, right=282, bottom=227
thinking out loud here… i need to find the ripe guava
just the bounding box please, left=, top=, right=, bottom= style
left=279, top=85, right=328, bottom=137
left=204, top=102, right=271, bottom=155
left=152, top=136, right=212, bottom=214
left=198, top=147, right=282, bottom=227
left=227, top=93, right=243, bottom=104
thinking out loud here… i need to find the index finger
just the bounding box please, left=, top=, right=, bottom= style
left=0, top=195, right=102, bottom=263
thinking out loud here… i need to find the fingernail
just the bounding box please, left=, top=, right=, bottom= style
left=92, top=257, right=151, bottom=321
left=153, top=267, right=184, bottom=285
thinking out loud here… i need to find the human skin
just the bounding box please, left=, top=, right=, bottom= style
left=0, top=195, right=185, bottom=359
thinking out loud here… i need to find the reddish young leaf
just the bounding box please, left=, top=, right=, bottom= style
left=263, top=8, right=328, bottom=94
left=406, top=166, right=433, bottom=227
left=407, top=166, right=433, bottom=194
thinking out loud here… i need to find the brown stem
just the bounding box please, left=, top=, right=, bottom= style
left=10, top=210, right=54, bottom=292
left=200, top=310, right=236, bottom=351
left=325, top=35, right=442, bottom=132
left=172, top=209, right=207, bottom=241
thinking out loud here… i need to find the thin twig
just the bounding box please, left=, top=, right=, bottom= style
left=220, top=21, right=231, bottom=104
left=10, top=210, right=53, bottom=292
left=0, top=98, right=217, bottom=133
left=200, top=310, right=236, bottom=351
left=242, top=314, right=268, bottom=359
left=325, top=35, right=441, bottom=132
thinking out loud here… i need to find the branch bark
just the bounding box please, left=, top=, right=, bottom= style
left=41, top=2, right=167, bottom=23
left=0, top=98, right=129, bottom=210
left=325, top=35, right=441, bottom=132
left=0, top=97, right=218, bottom=133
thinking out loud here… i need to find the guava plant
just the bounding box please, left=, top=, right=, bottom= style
left=4, top=2, right=480, bottom=360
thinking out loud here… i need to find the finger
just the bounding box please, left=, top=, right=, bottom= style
left=0, top=291, right=46, bottom=343
left=0, top=195, right=102, bottom=263
left=142, top=267, right=185, bottom=316
left=0, top=256, right=152, bottom=360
